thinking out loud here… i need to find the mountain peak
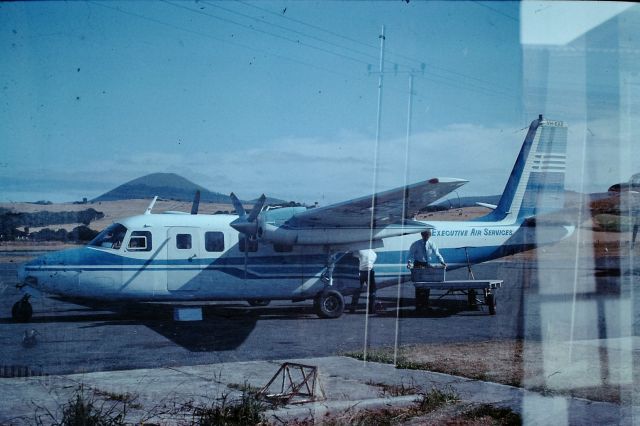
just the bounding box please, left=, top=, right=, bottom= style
left=92, top=173, right=228, bottom=203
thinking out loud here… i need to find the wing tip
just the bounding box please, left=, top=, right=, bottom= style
left=428, top=177, right=469, bottom=184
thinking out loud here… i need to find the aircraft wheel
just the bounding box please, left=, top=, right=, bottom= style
left=314, top=290, right=344, bottom=319
left=486, top=293, right=496, bottom=315
left=247, top=299, right=270, bottom=307
left=12, top=296, right=33, bottom=323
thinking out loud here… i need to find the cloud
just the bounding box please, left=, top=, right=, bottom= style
left=4, top=117, right=633, bottom=204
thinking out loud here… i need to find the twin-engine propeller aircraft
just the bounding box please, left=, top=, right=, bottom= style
left=13, top=115, right=573, bottom=321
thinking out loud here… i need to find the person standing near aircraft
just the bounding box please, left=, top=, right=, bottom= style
left=350, top=249, right=378, bottom=313
left=407, top=229, right=447, bottom=269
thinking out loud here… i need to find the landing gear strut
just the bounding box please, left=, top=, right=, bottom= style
left=315, top=249, right=345, bottom=318
left=12, top=295, right=33, bottom=323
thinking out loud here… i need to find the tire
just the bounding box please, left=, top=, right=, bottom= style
left=247, top=299, right=271, bottom=307
left=314, top=290, right=345, bottom=319
left=415, top=288, right=430, bottom=312
left=486, top=293, right=496, bottom=315
left=12, top=299, right=33, bottom=323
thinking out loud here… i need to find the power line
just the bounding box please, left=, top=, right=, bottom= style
left=89, top=1, right=519, bottom=110
left=174, top=1, right=519, bottom=101
left=471, top=1, right=519, bottom=22
left=88, top=1, right=353, bottom=78
left=237, top=0, right=381, bottom=52
left=237, top=0, right=519, bottom=97
left=162, top=0, right=372, bottom=67
left=204, top=0, right=382, bottom=66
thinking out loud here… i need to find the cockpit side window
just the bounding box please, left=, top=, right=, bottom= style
left=89, top=224, right=128, bottom=250
left=128, top=231, right=152, bottom=252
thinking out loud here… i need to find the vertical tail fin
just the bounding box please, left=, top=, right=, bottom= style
left=484, top=115, right=568, bottom=222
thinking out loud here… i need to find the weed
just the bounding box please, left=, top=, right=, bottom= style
left=286, top=386, right=460, bottom=426
left=34, top=384, right=129, bottom=426
left=413, top=386, right=460, bottom=413
left=343, top=350, right=434, bottom=372
left=366, top=379, right=423, bottom=397
left=463, top=404, right=522, bottom=425
left=193, top=389, right=268, bottom=425
left=344, top=350, right=396, bottom=365
left=93, top=389, right=142, bottom=409
left=227, top=382, right=262, bottom=394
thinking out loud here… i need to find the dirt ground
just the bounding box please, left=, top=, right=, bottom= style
left=366, top=337, right=637, bottom=404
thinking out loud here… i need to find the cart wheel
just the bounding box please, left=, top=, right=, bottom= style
left=486, top=293, right=496, bottom=315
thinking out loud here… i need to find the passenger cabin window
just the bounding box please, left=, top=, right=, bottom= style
left=128, top=231, right=152, bottom=252
left=176, top=234, right=192, bottom=250
left=239, top=235, right=258, bottom=253
left=205, top=232, right=224, bottom=252
left=89, top=223, right=127, bottom=250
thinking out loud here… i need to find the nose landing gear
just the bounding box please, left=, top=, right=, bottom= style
left=12, top=295, right=33, bottom=323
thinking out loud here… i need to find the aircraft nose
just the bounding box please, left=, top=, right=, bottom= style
left=18, top=256, right=45, bottom=289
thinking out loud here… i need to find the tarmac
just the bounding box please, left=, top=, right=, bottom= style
left=1, top=355, right=634, bottom=425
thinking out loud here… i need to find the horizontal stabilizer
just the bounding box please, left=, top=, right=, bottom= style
left=476, top=202, right=497, bottom=210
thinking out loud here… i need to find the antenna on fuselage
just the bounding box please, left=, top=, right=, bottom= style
left=145, top=196, right=158, bottom=215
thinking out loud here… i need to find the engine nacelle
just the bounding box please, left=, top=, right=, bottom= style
left=257, top=222, right=428, bottom=246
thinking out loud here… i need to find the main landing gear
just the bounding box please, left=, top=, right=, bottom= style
left=314, top=250, right=345, bottom=319
left=314, top=290, right=345, bottom=319
left=12, top=295, right=33, bottom=323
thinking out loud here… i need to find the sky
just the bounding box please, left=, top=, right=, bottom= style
left=1, top=1, right=638, bottom=205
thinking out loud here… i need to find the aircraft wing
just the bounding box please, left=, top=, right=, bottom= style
left=290, top=177, right=467, bottom=228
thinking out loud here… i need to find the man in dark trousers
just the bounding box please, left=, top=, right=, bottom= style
left=407, top=230, right=447, bottom=311
left=350, top=249, right=378, bottom=314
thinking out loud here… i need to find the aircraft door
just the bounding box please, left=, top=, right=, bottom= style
left=167, top=227, right=202, bottom=292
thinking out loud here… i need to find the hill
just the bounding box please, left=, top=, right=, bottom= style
left=92, top=173, right=233, bottom=203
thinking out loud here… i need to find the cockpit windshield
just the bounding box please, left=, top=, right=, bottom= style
left=89, top=223, right=128, bottom=250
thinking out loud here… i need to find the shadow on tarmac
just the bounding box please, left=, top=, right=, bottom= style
left=0, top=301, right=332, bottom=352
left=376, top=296, right=490, bottom=318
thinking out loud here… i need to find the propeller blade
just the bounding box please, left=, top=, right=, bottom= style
left=230, top=192, right=246, bottom=217
left=191, top=190, right=201, bottom=215
left=247, top=194, right=266, bottom=222
left=244, top=244, right=248, bottom=281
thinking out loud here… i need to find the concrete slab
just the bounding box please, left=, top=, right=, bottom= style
left=1, top=356, right=633, bottom=425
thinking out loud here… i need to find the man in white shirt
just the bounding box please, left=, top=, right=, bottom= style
left=407, top=230, right=447, bottom=269
left=350, top=249, right=378, bottom=313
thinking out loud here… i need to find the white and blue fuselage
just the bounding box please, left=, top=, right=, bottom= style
left=17, top=116, right=574, bottom=309
left=18, top=212, right=572, bottom=302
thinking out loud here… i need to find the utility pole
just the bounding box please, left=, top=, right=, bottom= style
left=368, top=24, right=386, bottom=248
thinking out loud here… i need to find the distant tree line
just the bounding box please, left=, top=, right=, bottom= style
left=29, top=226, right=99, bottom=242
left=0, top=208, right=103, bottom=242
